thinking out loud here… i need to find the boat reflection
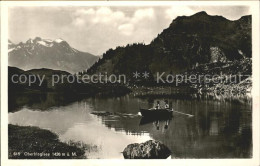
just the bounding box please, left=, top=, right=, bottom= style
left=140, top=116, right=172, bottom=131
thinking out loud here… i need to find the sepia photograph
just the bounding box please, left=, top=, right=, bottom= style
left=1, top=1, right=259, bottom=166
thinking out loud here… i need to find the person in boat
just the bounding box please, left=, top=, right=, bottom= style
left=155, top=120, right=160, bottom=130
left=164, top=100, right=169, bottom=109
left=164, top=120, right=169, bottom=130
left=155, top=101, right=160, bottom=109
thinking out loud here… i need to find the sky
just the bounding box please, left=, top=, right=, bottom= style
left=8, top=6, right=251, bottom=55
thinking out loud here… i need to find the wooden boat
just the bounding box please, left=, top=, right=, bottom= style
left=139, top=108, right=173, bottom=118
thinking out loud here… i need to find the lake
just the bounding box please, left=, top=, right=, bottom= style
left=8, top=92, right=252, bottom=159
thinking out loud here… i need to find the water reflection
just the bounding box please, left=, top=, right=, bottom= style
left=152, top=119, right=171, bottom=132
left=139, top=116, right=172, bottom=133
left=9, top=102, right=151, bottom=159
left=9, top=92, right=88, bottom=112
left=8, top=92, right=252, bottom=158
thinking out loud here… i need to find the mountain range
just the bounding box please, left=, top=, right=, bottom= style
left=8, top=11, right=252, bottom=85
left=87, top=11, right=251, bottom=80
left=8, top=37, right=99, bottom=73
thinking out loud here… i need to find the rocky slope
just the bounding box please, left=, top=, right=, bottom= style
left=187, top=58, right=252, bottom=93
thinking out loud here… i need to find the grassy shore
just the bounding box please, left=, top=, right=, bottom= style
left=8, top=124, right=85, bottom=159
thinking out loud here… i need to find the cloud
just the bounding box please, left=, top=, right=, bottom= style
left=133, top=8, right=154, bottom=21
left=118, top=23, right=134, bottom=36
left=73, top=18, right=85, bottom=26
left=75, top=8, right=95, bottom=15
left=72, top=7, right=126, bottom=25
left=69, top=7, right=160, bottom=53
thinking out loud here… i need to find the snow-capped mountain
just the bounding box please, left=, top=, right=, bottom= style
left=8, top=37, right=99, bottom=73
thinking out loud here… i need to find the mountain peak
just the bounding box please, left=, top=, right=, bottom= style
left=26, top=38, right=33, bottom=44
left=8, top=37, right=98, bottom=73
left=174, top=11, right=209, bottom=20
left=8, top=40, right=13, bottom=44
left=238, top=15, right=251, bottom=22
left=54, top=38, right=65, bottom=43
left=191, top=11, right=229, bottom=21
left=33, top=37, right=42, bottom=42
left=193, top=11, right=208, bottom=16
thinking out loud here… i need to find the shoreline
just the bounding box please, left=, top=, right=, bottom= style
left=8, top=124, right=86, bottom=159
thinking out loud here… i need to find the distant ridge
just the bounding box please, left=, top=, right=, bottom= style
left=8, top=37, right=99, bottom=73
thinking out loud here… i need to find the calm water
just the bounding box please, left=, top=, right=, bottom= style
left=8, top=92, right=252, bottom=159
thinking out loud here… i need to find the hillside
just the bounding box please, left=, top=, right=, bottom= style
left=87, top=11, right=251, bottom=82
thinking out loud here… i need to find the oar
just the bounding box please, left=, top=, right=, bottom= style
left=171, top=109, right=194, bottom=117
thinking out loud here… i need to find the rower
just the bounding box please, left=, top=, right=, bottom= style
left=165, top=100, right=169, bottom=109
left=155, top=101, right=160, bottom=109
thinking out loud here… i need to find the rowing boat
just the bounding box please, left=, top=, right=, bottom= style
left=139, top=108, right=173, bottom=118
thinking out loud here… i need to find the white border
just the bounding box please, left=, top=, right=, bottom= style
left=1, top=1, right=259, bottom=166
